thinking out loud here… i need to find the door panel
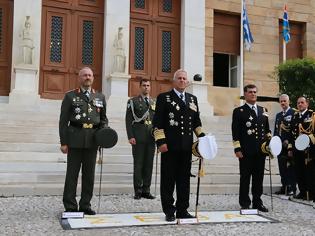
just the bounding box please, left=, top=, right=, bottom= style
left=129, top=0, right=180, bottom=97
left=40, top=7, right=71, bottom=98
left=156, top=22, right=179, bottom=81
left=40, top=1, right=104, bottom=99
left=0, top=0, right=13, bottom=96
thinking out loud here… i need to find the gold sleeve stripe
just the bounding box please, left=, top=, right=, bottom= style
left=153, top=128, right=166, bottom=141
left=194, top=126, right=202, bottom=136
left=309, top=134, right=315, bottom=145
left=233, top=141, right=241, bottom=149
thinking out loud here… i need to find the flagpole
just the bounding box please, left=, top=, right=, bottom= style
left=240, top=0, right=244, bottom=105
left=282, top=39, right=287, bottom=62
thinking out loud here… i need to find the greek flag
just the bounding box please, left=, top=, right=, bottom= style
left=283, top=4, right=290, bottom=43
left=243, top=0, right=254, bottom=50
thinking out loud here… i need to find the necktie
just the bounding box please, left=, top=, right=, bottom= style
left=84, top=90, right=90, bottom=99
left=180, top=93, right=185, bottom=104
left=144, top=97, right=149, bottom=106
left=252, top=106, right=257, bottom=116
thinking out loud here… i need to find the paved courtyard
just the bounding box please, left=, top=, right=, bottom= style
left=0, top=194, right=314, bottom=236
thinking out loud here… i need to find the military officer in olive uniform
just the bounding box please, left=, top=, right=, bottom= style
left=59, top=67, right=108, bottom=215
left=232, top=84, right=271, bottom=212
left=153, top=69, right=205, bottom=222
left=125, top=79, right=156, bottom=200
left=274, top=94, right=296, bottom=195
left=288, top=96, right=314, bottom=200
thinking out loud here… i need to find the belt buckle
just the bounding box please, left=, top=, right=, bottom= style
left=83, top=123, right=93, bottom=129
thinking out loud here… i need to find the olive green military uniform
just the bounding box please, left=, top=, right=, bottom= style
left=59, top=87, right=108, bottom=211
left=125, top=95, right=155, bottom=196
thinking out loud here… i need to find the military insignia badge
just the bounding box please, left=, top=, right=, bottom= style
left=75, top=107, right=81, bottom=113
left=246, top=121, right=251, bottom=127
left=169, top=119, right=175, bottom=126
left=169, top=112, right=174, bottom=118
left=176, top=105, right=180, bottom=111
left=171, top=101, right=176, bottom=106
left=82, top=113, right=86, bottom=117
left=189, top=102, right=197, bottom=112
left=247, top=130, right=252, bottom=135
left=75, top=114, right=81, bottom=120
left=249, top=116, right=253, bottom=121
left=150, top=103, right=156, bottom=111
left=284, top=115, right=292, bottom=121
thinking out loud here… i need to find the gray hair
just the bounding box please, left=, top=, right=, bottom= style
left=173, top=69, right=187, bottom=81
left=279, top=94, right=289, bottom=101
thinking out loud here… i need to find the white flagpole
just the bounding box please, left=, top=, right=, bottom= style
left=240, top=0, right=244, bottom=105
left=283, top=39, right=286, bottom=62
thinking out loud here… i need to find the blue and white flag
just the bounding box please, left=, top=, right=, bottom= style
left=283, top=4, right=290, bottom=43
left=242, top=0, right=254, bottom=50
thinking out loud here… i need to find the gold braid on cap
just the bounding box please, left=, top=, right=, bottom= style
left=194, top=126, right=202, bottom=136
left=233, top=140, right=241, bottom=149
left=153, top=128, right=166, bottom=141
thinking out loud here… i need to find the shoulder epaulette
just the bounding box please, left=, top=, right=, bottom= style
left=293, top=108, right=298, bottom=112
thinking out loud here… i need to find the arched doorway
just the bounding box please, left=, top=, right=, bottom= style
left=0, top=0, right=13, bottom=96
left=40, top=0, right=104, bottom=99
left=129, top=0, right=180, bottom=97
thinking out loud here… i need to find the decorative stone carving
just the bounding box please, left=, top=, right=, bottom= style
left=20, top=16, right=34, bottom=65
left=112, top=27, right=126, bottom=73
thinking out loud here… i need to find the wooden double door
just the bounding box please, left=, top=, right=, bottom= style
left=0, top=0, right=13, bottom=96
left=40, top=0, right=104, bottom=99
left=129, top=0, right=181, bottom=97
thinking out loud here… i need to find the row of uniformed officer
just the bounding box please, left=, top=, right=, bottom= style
left=232, top=84, right=271, bottom=212
left=288, top=96, right=315, bottom=202
left=274, top=94, right=296, bottom=195
left=59, top=67, right=108, bottom=215
left=125, top=79, right=156, bottom=200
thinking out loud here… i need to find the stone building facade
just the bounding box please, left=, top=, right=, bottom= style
left=1, top=0, right=315, bottom=115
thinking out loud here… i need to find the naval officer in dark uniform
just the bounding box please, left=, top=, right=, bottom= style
left=125, top=78, right=156, bottom=200
left=153, top=69, right=205, bottom=221
left=232, top=84, right=271, bottom=212
left=288, top=96, right=314, bottom=200
left=274, top=94, right=296, bottom=195
left=59, top=67, right=108, bottom=215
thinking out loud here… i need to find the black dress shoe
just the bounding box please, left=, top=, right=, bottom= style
left=79, top=208, right=96, bottom=215
left=240, top=206, right=250, bottom=209
left=165, top=214, right=176, bottom=222
left=252, top=204, right=268, bottom=212
left=176, top=212, right=194, bottom=219
left=141, top=193, right=155, bottom=199
left=134, top=193, right=141, bottom=200
left=293, top=192, right=305, bottom=199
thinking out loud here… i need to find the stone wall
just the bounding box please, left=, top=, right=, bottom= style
left=205, top=0, right=315, bottom=115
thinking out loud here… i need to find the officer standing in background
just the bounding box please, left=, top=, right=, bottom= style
left=274, top=94, right=296, bottom=195
left=232, top=84, right=271, bottom=212
left=153, top=69, right=205, bottom=222
left=125, top=79, right=156, bottom=200
left=59, top=67, right=108, bottom=215
left=288, top=96, right=314, bottom=200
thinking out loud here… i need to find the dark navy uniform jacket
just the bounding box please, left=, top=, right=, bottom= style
left=153, top=89, right=202, bottom=152
left=288, top=109, right=314, bottom=151
left=274, top=107, right=295, bottom=142
left=232, top=103, right=271, bottom=157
